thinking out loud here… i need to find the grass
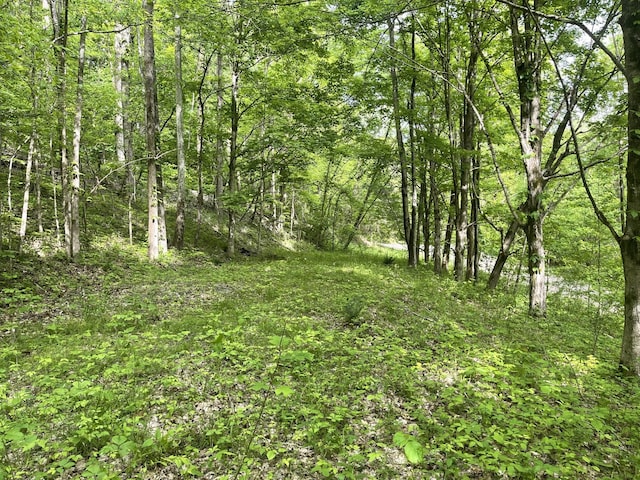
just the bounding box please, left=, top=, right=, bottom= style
left=1, top=240, right=640, bottom=479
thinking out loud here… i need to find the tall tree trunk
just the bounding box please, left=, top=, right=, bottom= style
left=194, top=48, right=212, bottom=245
left=114, top=24, right=134, bottom=242
left=143, top=0, right=160, bottom=260
left=510, top=2, right=546, bottom=316
left=388, top=17, right=415, bottom=267
left=442, top=189, right=456, bottom=271
left=421, top=153, right=430, bottom=264
left=50, top=0, right=69, bottom=256
left=157, top=165, right=168, bottom=252
left=215, top=52, right=225, bottom=218
left=227, top=59, right=240, bottom=256
left=20, top=52, right=41, bottom=249
left=173, top=11, right=186, bottom=249
left=456, top=18, right=478, bottom=281
left=19, top=134, right=37, bottom=249
left=70, top=16, right=87, bottom=259
left=430, top=157, right=443, bottom=274
left=619, top=0, right=640, bottom=375
left=407, top=17, right=419, bottom=265
left=114, top=25, right=133, bottom=187
left=467, top=152, right=480, bottom=281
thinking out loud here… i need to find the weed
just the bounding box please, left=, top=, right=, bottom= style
left=0, top=249, right=638, bottom=479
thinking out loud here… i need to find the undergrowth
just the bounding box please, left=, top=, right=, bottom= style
left=1, top=242, right=639, bottom=479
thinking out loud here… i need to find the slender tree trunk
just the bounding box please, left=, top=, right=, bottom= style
left=227, top=59, right=240, bottom=256
left=69, top=16, right=87, bottom=259
left=19, top=134, right=37, bottom=249
left=20, top=54, right=41, bottom=249
left=114, top=24, right=132, bottom=188
left=194, top=48, right=212, bottom=245
left=50, top=0, right=69, bottom=256
left=215, top=52, right=225, bottom=217
left=114, top=24, right=134, bottom=242
left=456, top=21, right=478, bottom=281
left=49, top=134, right=61, bottom=243
left=35, top=148, right=43, bottom=234
left=143, top=0, right=160, bottom=260
left=487, top=218, right=520, bottom=289
left=343, top=163, right=383, bottom=249
left=388, top=17, right=415, bottom=266
left=430, top=158, right=443, bottom=274
left=157, top=165, right=168, bottom=252
left=442, top=189, right=456, bottom=271
left=407, top=18, right=419, bottom=265
left=174, top=11, right=186, bottom=249
left=467, top=153, right=480, bottom=281
left=619, top=0, right=640, bottom=375
left=421, top=156, right=430, bottom=264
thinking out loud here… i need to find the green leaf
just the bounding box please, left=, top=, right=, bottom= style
left=393, top=432, right=424, bottom=464
left=267, top=450, right=277, bottom=460
left=403, top=439, right=424, bottom=464
left=275, top=385, right=294, bottom=397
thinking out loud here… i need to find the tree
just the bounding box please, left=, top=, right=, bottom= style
left=173, top=7, right=186, bottom=249
left=142, top=0, right=161, bottom=260
left=70, top=16, right=88, bottom=258
left=615, top=0, right=640, bottom=374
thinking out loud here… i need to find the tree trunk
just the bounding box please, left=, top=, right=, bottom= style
left=114, top=24, right=133, bottom=188
left=143, top=0, right=160, bottom=260
left=194, top=48, right=212, bottom=245
left=215, top=52, right=225, bottom=217
left=227, top=59, right=240, bottom=256
left=388, top=17, right=415, bottom=267
left=70, top=16, right=87, bottom=259
left=421, top=158, right=430, bottom=265
left=510, top=1, right=547, bottom=316
left=407, top=18, right=419, bottom=265
left=619, top=0, right=640, bottom=374
left=430, top=157, right=443, bottom=274
left=467, top=153, right=480, bottom=281
left=50, top=0, right=69, bottom=256
left=114, top=24, right=134, bottom=242
left=487, top=217, right=520, bottom=289
left=442, top=189, right=456, bottom=271
left=456, top=21, right=478, bottom=281
left=19, top=134, right=37, bottom=249
left=174, top=12, right=186, bottom=249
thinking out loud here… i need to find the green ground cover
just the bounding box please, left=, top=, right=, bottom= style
left=1, top=243, right=639, bottom=479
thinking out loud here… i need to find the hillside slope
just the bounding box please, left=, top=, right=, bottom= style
left=1, top=245, right=639, bottom=479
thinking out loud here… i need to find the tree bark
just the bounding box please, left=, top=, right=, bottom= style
left=407, top=18, right=419, bottom=265
left=70, top=16, right=87, bottom=259
left=430, top=157, right=443, bottom=274
left=19, top=134, right=37, bottom=249
left=388, top=17, right=415, bottom=267
left=227, top=59, right=240, bottom=256
left=143, top=0, right=160, bottom=260
left=456, top=17, right=478, bottom=281
left=215, top=52, right=226, bottom=217
left=619, top=0, right=640, bottom=374
left=467, top=152, right=480, bottom=281
left=174, top=11, right=186, bottom=249
left=510, top=1, right=546, bottom=316
left=50, top=0, right=69, bottom=257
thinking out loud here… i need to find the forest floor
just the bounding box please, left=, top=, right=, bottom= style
left=1, top=241, right=640, bottom=479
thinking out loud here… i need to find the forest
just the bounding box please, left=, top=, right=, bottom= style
left=2, top=0, right=640, bottom=478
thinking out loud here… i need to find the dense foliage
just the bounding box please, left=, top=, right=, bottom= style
left=1, top=242, right=639, bottom=479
